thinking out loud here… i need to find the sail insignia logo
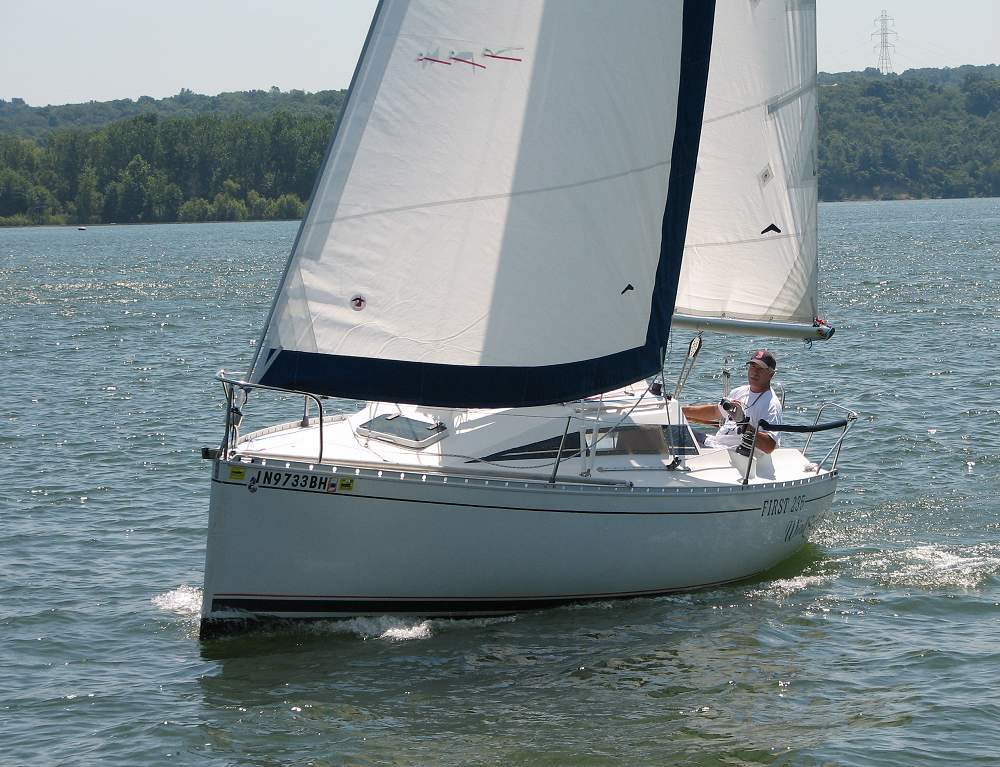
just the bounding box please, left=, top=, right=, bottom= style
left=417, top=47, right=524, bottom=72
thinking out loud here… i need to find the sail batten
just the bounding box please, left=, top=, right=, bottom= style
left=249, top=0, right=717, bottom=406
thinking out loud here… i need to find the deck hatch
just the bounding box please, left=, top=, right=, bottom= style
left=357, top=415, right=447, bottom=449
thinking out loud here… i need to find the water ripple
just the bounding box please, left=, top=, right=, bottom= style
left=2, top=203, right=999, bottom=765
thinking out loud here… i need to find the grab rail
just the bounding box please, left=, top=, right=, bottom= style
left=802, top=402, right=857, bottom=457
left=800, top=402, right=858, bottom=474
left=736, top=404, right=857, bottom=486
left=215, top=372, right=326, bottom=464
left=759, top=418, right=850, bottom=434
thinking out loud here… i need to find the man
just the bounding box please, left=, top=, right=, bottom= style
left=682, top=349, right=783, bottom=454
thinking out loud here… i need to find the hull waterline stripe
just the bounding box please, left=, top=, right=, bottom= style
left=209, top=574, right=772, bottom=615
left=212, top=478, right=835, bottom=516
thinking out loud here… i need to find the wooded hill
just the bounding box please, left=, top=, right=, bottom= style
left=819, top=65, right=1000, bottom=200
left=0, top=87, right=346, bottom=139
left=1, top=66, right=998, bottom=226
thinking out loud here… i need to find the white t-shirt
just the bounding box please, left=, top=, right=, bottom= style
left=705, top=384, right=783, bottom=449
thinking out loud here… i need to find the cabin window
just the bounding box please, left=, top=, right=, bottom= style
left=477, top=433, right=582, bottom=463
left=474, top=423, right=698, bottom=463
left=660, top=424, right=700, bottom=456
left=595, top=425, right=699, bottom=457
left=357, top=414, right=447, bottom=449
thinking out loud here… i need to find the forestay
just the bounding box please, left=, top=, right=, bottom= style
left=674, top=0, right=821, bottom=335
left=249, top=0, right=715, bottom=407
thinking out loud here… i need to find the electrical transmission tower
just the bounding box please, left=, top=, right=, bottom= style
left=872, top=10, right=898, bottom=75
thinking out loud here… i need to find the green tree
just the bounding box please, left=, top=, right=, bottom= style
left=74, top=162, right=103, bottom=224
left=145, top=173, right=183, bottom=222
left=0, top=167, right=31, bottom=217
left=246, top=189, right=275, bottom=220
left=116, top=154, right=152, bottom=221
left=210, top=191, right=247, bottom=221
left=963, top=74, right=1000, bottom=117
left=178, top=197, right=212, bottom=222
left=273, top=192, right=305, bottom=219
left=27, top=184, right=63, bottom=224
left=984, top=160, right=1000, bottom=195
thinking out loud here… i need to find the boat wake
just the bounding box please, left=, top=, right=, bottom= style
left=744, top=574, right=838, bottom=602
left=152, top=585, right=202, bottom=617
left=850, top=543, right=1000, bottom=590
left=303, top=614, right=519, bottom=642
left=306, top=616, right=434, bottom=641
left=179, top=595, right=520, bottom=641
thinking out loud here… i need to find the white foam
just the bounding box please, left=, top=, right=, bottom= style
left=378, top=621, right=433, bottom=641
left=745, top=574, right=835, bottom=601
left=153, top=588, right=519, bottom=639
left=304, top=616, right=432, bottom=641
left=858, top=544, right=1000, bottom=590
left=306, top=614, right=516, bottom=641
left=151, top=585, right=203, bottom=617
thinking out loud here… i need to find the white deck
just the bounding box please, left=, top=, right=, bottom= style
left=232, top=393, right=823, bottom=489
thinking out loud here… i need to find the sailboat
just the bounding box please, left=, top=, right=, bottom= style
left=199, top=0, right=855, bottom=637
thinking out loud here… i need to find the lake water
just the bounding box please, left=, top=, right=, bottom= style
left=2, top=198, right=998, bottom=766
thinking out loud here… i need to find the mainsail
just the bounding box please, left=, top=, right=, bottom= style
left=248, top=0, right=716, bottom=407
left=673, top=0, right=828, bottom=340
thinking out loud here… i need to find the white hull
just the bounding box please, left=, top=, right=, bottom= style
left=201, top=455, right=836, bottom=633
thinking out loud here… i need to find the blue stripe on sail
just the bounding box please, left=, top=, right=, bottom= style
left=258, top=0, right=716, bottom=408
left=648, top=0, right=716, bottom=356
left=258, top=345, right=652, bottom=409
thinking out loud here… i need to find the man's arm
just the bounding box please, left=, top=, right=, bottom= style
left=754, top=397, right=782, bottom=454
left=682, top=403, right=721, bottom=425
left=753, top=430, right=777, bottom=454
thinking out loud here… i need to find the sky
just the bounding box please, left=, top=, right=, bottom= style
left=3, top=0, right=998, bottom=107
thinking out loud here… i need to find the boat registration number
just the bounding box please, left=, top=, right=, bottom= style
left=228, top=467, right=357, bottom=494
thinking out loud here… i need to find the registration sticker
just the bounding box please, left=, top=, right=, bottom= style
left=228, top=466, right=247, bottom=481
left=337, top=477, right=355, bottom=492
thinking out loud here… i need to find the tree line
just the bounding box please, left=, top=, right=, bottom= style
left=0, top=111, right=333, bottom=226
left=1, top=66, right=999, bottom=227
left=0, top=86, right=346, bottom=139
left=819, top=67, right=1000, bottom=200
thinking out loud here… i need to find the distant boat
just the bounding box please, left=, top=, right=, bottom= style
left=199, top=0, right=856, bottom=637
left=77, top=227, right=87, bottom=231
